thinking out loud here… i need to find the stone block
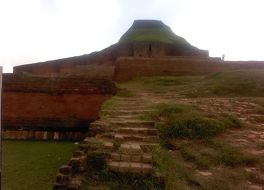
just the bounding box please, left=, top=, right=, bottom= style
left=69, top=158, right=82, bottom=172
left=115, top=134, right=124, bottom=140
left=54, top=132, right=59, bottom=140
left=67, top=184, right=79, bottom=190
left=53, top=183, right=67, bottom=190
left=20, top=131, right=28, bottom=140
left=59, top=165, right=72, bottom=175
left=47, top=131, right=54, bottom=140
left=142, top=154, right=152, bottom=163
left=131, top=155, right=141, bottom=162
left=68, top=177, right=82, bottom=190
left=56, top=174, right=71, bottom=184
left=108, top=161, right=119, bottom=171
left=119, top=162, right=130, bottom=173
left=35, top=131, right=43, bottom=140
left=103, top=142, right=114, bottom=149
left=3, top=131, right=10, bottom=139
left=130, top=144, right=141, bottom=151
left=27, top=131, right=34, bottom=140
left=120, top=144, right=130, bottom=151
left=73, top=150, right=85, bottom=157
left=130, top=163, right=142, bottom=174
left=43, top=131, right=48, bottom=140
left=111, top=153, right=121, bottom=161
left=142, top=164, right=152, bottom=174
left=121, top=154, right=131, bottom=162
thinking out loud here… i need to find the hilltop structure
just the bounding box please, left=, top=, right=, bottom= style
left=13, top=20, right=210, bottom=77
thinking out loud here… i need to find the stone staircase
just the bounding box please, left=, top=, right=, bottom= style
left=82, top=94, right=161, bottom=176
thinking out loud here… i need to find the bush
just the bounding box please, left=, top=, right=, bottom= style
left=150, top=104, right=241, bottom=139
left=158, top=117, right=224, bottom=139
left=219, top=145, right=257, bottom=167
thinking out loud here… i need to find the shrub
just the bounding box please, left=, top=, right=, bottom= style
left=150, top=104, right=241, bottom=139
left=158, top=117, right=225, bottom=139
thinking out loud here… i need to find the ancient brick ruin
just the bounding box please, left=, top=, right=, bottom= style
left=3, top=19, right=264, bottom=141
left=3, top=74, right=116, bottom=140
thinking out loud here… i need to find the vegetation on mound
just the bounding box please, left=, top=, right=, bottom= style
left=121, top=70, right=264, bottom=97
left=119, top=27, right=188, bottom=45
left=178, top=140, right=258, bottom=169
left=145, top=104, right=241, bottom=139
left=119, top=20, right=189, bottom=45
left=2, top=141, right=77, bottom=190
left=190, top=71, right=264, bottom=97
left=153, top=145, right=251, bottom=190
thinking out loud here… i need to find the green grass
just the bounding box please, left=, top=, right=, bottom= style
left=119, top=70, right=264, bottom=97
left=177, top=140, right=258, bottom=169
left=153, top=146, right=200, bottom=190
left=153, top=143, right=254, bottom=190
left=190, top=71, right=264, bottom=97
left=119, top=25, right=189, bottom=44
left=2, top=140, right=77, bottom=190
left=207, top=140, right=258, bottom=167
left=147, top=104, right=241, bottom=139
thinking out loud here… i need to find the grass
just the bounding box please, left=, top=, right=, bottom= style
left=119, top=23, right=188, bottom=44
left=153, top=143, right=255, bottom=190
left=146, top=104, right=241, bottom=139
left=119, top=70, right=264, bottom=97
left=96, top=70, right=264, bottom=189
left=153, top=146, right=200, bottom=190
left=207, top=140, right=258, bottom=167
left=177, top=140, right=258, bottom=169
left=189, top=71, right=264, bottom=97
left=2, top=140, right=77, bottom=190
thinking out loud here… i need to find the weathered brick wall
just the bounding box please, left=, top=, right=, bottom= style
left=114, top=57, right=264, bottom=81
left=2, top=74, right=116, bottom=140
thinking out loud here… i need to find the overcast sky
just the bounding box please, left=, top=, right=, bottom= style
left=1, top=0, right=264, bottom=72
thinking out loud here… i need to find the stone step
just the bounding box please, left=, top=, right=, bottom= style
left=110, top=153, right=152, bottom=163
left=108, top=120, right=155, bottom=127
left=80, top=137, right=114, bottom=150
left=114, top=127, right=158, bottom=135
left=117, top=142, right=158, bottom=155
left=91, top=120, right=155, bottom=128
left=109, top=100, right=148, bottom=104
left=97, top=133, right=159, bottom=143
left=112, top=97, right=146, bottom=101
left=119, top=143, right=142, bottom=153
left=107, top=161, right=153, bottom=175
left=101, top=109, right=154, bottom=115
left=110, top=105, right=152, bottom=110
left=108, top=114, right=143, bottom=119
left=89, top=121, right=108, bottom=128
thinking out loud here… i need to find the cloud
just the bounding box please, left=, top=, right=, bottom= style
left=0, top=0, right=264, bottom=73
left=0, top=0, right=120, bottom=72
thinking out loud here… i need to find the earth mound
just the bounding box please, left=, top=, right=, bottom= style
left=119, top=20, right=190, bottom=46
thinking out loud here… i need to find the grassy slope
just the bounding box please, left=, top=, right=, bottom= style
left=2, top=141, right=77, bottom=190
left=121, top=70, right=264, bottom=97
left=119, top=25, right=188, bottom=45
left=116, top=70, right=264, bottom=190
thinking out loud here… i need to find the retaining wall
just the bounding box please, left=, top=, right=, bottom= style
left=114, top=57, right=264, bottom=81
left=2, top=74, right=116, bottom=140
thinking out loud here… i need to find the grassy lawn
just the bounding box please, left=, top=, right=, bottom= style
left=2, top=140, right=77, bottom=190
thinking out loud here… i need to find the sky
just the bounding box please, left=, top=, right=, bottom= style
left=0, top=0, right=264, bottom=73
